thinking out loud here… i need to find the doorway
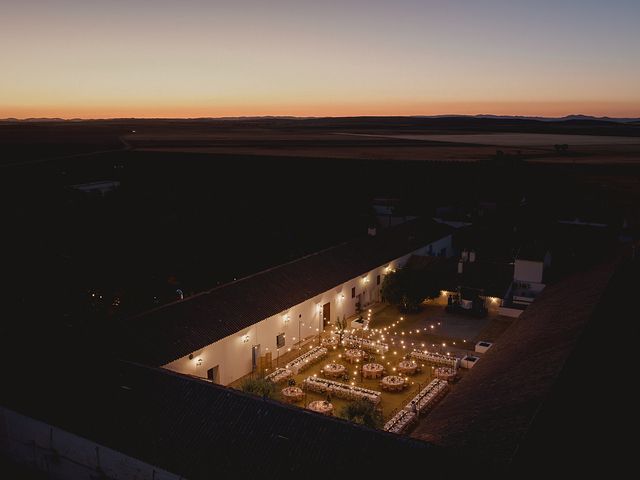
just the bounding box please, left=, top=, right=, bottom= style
left=322, top=302, right=330, bottom=329
left=207, top=366, right=219, bottom=384
left=252, top=344, right=261, bottom=371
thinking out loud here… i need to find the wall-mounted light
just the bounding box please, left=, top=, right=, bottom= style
left=242, top=334, right=250, bottom=343
left=284, top=314, right=290, bottom=325
left=362, top=275, right=369, bottom=283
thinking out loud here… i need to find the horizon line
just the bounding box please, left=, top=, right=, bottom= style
left=2, top=113, right=639, bottom=122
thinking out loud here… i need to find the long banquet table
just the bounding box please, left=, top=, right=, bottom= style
left=410, top=349, right=460, bottom=368
left=384, top=410, right=416, bottom=434
left=285, top=346, right=328, bottom=374
left=302, top=376, right=381, bottom=404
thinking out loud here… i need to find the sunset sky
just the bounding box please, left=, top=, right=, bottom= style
left=2, top=0, right=639, bottom=118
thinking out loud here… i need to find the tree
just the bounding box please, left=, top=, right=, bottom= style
left=336, top=314, right=347, bottom=343
left=381, top=267, right=441, bottom=312
left=554, top=144, right=569, bottom=154
left=339, top=399, right=383, bottom=428
left=240, top=377, right=275, bottom=398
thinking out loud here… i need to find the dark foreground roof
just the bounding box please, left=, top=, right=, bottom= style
left=119, top=218, right=451, bottom=365
left=1, top=360, right=459, bottom=478
left=411, top=255, right=620, bottom=468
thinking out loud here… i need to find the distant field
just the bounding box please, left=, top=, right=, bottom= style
left=342, top=132, right=640, bottom=147
left=2, top=118, right=639, bottom=166
left=130, top=131, right=640, bottom=164
left=135, top=145, right=508, bottom=162
left=125, top=131, right=517, bottom=161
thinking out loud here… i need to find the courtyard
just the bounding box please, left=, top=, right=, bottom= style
left=231, top=301, right=513, bottom=428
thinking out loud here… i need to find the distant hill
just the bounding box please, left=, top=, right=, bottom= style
left=473, top=114, right=640, bottom=123
left=2, top=114, right=639, bottom=123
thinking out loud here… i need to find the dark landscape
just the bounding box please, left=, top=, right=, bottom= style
left=3, top=117, right=639, bottom=329
left=2, top=1, right=639, bottom=477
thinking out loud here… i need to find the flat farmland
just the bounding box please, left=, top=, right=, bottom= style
left=3, top=117, right=639, bottom=166
left=126, top=129, right=640, bottom=164
left=336, top=132, right=640, bottom=164
left=347, top=132, right=640, bottom=146
left=126, top=130, right=538, bottom=162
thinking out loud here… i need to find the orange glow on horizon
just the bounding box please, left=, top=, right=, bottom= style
left=4, top=100, right=639, bottom=120
left=2, top=2, right=639, bottom=121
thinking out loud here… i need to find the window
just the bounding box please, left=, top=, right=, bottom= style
left=276, top=333, right=285, bottom=348
left=428, top=245, right=433, bottom=255
left=376, top=275, right=380, bottom=285
left=351, top=287, right=356, bottom=298
left=439, top=247, right=447, bottom=257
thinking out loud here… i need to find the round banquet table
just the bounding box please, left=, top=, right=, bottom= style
left=281, top=386, right=304, bottom=403
left=397, top=359, right=418, bottom=375
left=323, top=362, right=346, bottom=378
left=308, top=400, right=334, bottom=415
left=381, top=375, right=406, bottom=392
left=344, top=348, right=365, bottom=363
left=322, top=336, right=339, bottom=348
left=362, top=363, right=384, bottom=379
left=435, top=366, right=457, bottom=382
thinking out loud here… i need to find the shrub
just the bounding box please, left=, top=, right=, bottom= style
left=339, top=399, right=383, bottom=428
left=241, top=377, right=275, bottom=398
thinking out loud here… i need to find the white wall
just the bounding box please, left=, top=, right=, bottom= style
left=498, top=306, right=523, bottom=318
left=164, top=234, right=453, bottom=385
left=0, top=407, right=179, bottom=480
left=514, top=259, right=544, bottom=283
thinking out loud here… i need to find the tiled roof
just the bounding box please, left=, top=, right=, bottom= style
left=410, top=256, right=620, bottom=468
left=118, top=218, right=451, bottom=365
left=1, top=360, right=454, bottom=478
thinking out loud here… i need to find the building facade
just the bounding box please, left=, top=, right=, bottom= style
left=164, top=235, right=452, bottom=385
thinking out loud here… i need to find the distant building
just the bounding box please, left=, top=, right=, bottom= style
left=499, top=246, right=549, bottom=317
left=70, top=180, right=120, bottom=196
left=436, top=249, right=514, bottom=316
left=372, top=197, right=417, bottom=228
